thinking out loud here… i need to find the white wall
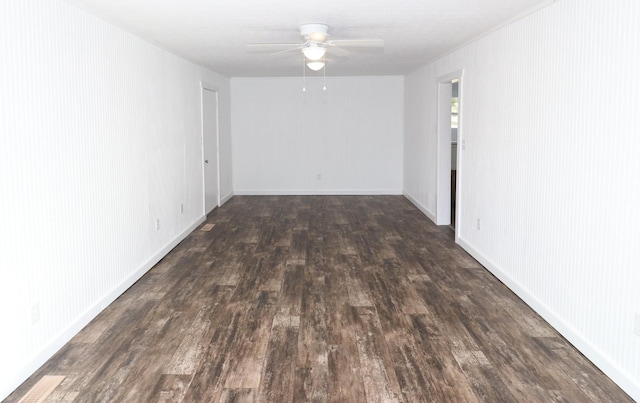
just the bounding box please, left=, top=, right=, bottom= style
left=404, top=0, right=640, bottom=399
left=231, top=76, right=404, bottom=195
left=0, top=0, right=231, bottom=399
left=403, top=64, right=438, bottom=218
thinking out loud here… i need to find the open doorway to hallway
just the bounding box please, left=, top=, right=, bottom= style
left=450, top=80, right=459, bottom=229
left=436, top=70, right=462, bottom=238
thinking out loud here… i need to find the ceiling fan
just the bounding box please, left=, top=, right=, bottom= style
left=247, top=23, right=384, bottom=71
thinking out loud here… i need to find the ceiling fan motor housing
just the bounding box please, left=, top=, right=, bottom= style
left=300, top=23, right=329, bottom=42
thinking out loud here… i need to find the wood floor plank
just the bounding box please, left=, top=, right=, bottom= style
left=257, top=313, right=299, bottom=402
left=72, top=302, right=178, bottom=401
left=327, top=343, right=367, bottom=402
left=353, top=306, right=403, bottom=402
left=148, top=374, right=191, bottom=403
left=180, top=307, right=244, bottom=402
left=407, top=314, right=480, bottom=402
left=6, top=196, right=633, bottom=403
left=278, top=263, right=304, bottom=316
left=163, top=305, right=215, bottom=376
left=295, top=264, right=330, bottom=400
left=325, top=263, right=368, bottom=401
left=386, top=332, right=439, bottom=402
left=219, top=387, right=255, bottom=403
left=222, top=295, right=276, bottom=390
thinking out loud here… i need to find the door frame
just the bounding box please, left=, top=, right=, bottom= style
left=436, top=70, right=463, bottom=238
left=200, top=81, right=221, bottom=215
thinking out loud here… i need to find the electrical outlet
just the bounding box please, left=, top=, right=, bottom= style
left=635, top=313, right=640, bottom=337
left=476, top=218, right=481, bottom=230
left=156, top=218, right=160, bottom=231
left=31, top=302, right=40, bottom=325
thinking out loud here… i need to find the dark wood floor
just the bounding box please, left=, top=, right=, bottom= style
left=7, top=196, right=632, bottom=402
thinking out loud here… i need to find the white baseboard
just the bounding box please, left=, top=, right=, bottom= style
left=403, top=192, right=437, bottom=223
left=234, top=189, right=403, bottom=196
left=403, top=194, right=639, bottom=400
left=456, top=237, right=640, bottom=402
left=220, top=192, right=234, bottom=205
left=3, top=215, right=206, bottom=401
left=100, top=215, right=206, bottom=310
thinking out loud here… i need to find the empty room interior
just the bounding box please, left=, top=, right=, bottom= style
left=2, top=0, right=639, bottom=401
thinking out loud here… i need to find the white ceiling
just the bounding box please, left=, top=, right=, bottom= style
left=65, top=0, right=552, bottom=77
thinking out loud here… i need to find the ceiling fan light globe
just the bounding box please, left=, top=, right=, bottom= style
left=307, top=61, right=325, bottom=71
left=309, top=32, right=329, bottom=42
left=301, top=46, right=326, bottom=61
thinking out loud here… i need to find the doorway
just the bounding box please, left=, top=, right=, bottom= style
left=436, top=70, right=463, bottom=236
left=450, top=80, right=459, bottom=228
left=202, top=84, right=220, bottom=214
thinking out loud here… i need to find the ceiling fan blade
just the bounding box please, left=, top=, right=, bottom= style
left=326, top=46, right=350, bottom=58
left=270, top=45, right=305, bottom=56
left=328, top=39, right=384, bottom=48
left=246, top=43, right=302, bottom=53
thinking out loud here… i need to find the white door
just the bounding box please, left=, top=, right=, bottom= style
left=202, top=88, right=219, bottom=214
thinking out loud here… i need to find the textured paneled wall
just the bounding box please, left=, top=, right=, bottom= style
left=0, top=0, right=231, bottom=398
left=231, top=76, right=404, bottom=195
left=404, top=0, right=640, bottom=399
left=404, top=65, right=438, bottom=217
